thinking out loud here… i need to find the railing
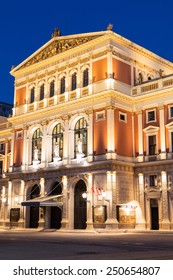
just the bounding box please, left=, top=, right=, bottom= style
left=132, top=74, right=173, bottom=96
left=13, top=79, right=132, bottom=116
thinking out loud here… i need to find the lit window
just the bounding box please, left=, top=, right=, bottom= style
left=147, top=110, right=156, bottom=122
left=83, top=69, right=89, bottom=87
left=50, top=81, right=55, bottom=97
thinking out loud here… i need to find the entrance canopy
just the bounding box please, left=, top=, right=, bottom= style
left=21, top=195, right=63, bottom=209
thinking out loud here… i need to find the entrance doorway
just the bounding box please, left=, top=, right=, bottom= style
left=30, top=184, right=40, bottom=228
left=150, top=199, right=159, bottom=230
left=49, top=182, right=62, bottom=229
left=74, top=180, right=87, bottom=229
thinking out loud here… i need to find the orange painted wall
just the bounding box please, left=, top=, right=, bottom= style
left=14, top=131, right=23, bottom=167
left=114, top=109, right=133, bottom=157
left=16, top=87, right=26, bottom=106
left=93, top=109, right=107, bottom=155
left=92, top=58, right=107, bottom=82
left=112, top=58, right=131, bottom=85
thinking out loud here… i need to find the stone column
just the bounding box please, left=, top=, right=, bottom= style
left=4, top=139, right=8, bottom=173
left=62, top=116, right=69, bottom=165
left=159, top=106, right=166, bottom=159
left=9, top=130, right=15, bottom=172
left=38, top=178, right=45, bottom=228
left=137, top=111, right=144, bottom=162
left=106, top=106, right=116, bottom=160
left=46, top=134, right=52, bottom=165
left=18, top=180, right=25, bottom=228
left=61, top=176, right=69, bottom=229
left=41, top=121, right=47, bottom=168
left=86, top=110, right=93, bottom=162
left=105, top=171, right=119, bottom=229
left=86, top=173, right=94, bottom=230
left=22, top=126, right=27, bottom=171
left=160, top=171, right=170, bottom=229
left=136, top=173, right=146, bottom=229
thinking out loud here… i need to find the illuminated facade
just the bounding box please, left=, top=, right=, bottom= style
left=1, top=27, right=173, bottom=230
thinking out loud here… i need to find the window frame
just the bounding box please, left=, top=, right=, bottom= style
left=146, top=109, right=156, bottom=123
left=39, top=84, right=45, bottom=101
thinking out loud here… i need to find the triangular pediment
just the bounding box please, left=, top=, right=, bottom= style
left=166, top=121, right=173, bottom=128
left=143, top=125, right=159, bottom=132
left=11, top=32, right=105, bottom=73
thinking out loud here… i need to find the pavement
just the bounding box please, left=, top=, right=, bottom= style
left=0, top=226, right=173, bottom=234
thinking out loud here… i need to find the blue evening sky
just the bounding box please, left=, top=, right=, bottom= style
left=0, top=0, right=173, bottom=104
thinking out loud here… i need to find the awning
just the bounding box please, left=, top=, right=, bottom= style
left=21, top=194, right=63, bottom=209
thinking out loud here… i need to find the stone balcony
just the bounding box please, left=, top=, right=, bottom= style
left=132, top=74, right=173, bottom=96
left=12, top=79, right=131, bottom=117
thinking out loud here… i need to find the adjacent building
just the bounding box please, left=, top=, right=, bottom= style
left=0, top=26, right=173, bottom=230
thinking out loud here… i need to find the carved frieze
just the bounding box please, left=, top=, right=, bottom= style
left=18, top=35, right=100, bottom=70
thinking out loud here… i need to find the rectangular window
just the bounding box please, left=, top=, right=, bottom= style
left=119, top=112, right=127, bottom=122
left=169, top=106, right=173, bottom=119
left=71, top=73, right=77, bottom=91
left=60, top=77, right=65, bottom=94
left=0, top=143, right=4, bottom=151
left=149, top=135, right=156, bottom=155
left=30, top=88, right=35, bottom=103
left=0, top=161, right=2, bottom=174
left=40, top=84, right=44, bottom=100
left=96, top=110, right=105, bottom=121
left=149, top=175, right=157, bottom=187
left=147, top=110, right=156, bottom=122
left=16, top=131, right=23, bottom=139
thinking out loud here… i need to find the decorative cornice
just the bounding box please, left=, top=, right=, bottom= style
left=13, top=35, right=101, bottom=73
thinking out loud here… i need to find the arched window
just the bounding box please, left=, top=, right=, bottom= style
left=74, top=118, right=87, bottom=158
left=60, top=77, right=65, bottom=94
left=52, top=123, right=63, bottom=160
left=32, top=128, right=42, bottom=161
left=30, top=87, right=35, bottom=103
left=40, top=84, right=45, bottom=100
left=50, top=81, right=55, bottom=97
left=71, top=73, right=77, bottom=91
left=83, top=69, right=89, bottom=87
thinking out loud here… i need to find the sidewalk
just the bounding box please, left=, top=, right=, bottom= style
left=0, top=226, right=173, bottom=234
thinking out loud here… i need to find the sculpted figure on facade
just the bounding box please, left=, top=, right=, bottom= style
left=34, top=146, right=39, bottom=161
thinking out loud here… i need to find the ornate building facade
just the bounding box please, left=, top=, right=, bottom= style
left=0, top=27, right=173, bottom=230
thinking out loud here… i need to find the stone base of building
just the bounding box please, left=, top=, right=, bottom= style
left=86, top=220, right=94, bottom=230
left=38, top=220, right=45, bottom=228
left=105, top=219, right=119, bottom=229
left=61, top=219, right=69, bottom=229
left=160, top=220, right=170, bottom=230
left=135, top=222, right=146, bottom=230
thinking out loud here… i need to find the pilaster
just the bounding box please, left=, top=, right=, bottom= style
left=160, top=171, right=170, bottom=229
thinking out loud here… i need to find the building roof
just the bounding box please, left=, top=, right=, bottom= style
left=10, top=29, right=173, bottom=76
